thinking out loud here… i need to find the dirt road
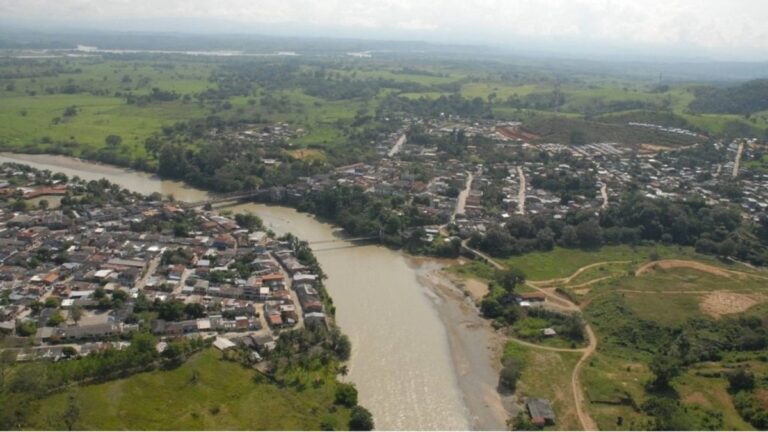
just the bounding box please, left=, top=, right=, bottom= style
left=600, top=183, right=608, bottom=209
left=469, top=253, right=600, bottom=430
left=452, top=171, right=474, bottom=222
left=572, top=324, right=598, bottom=431
left=516, top=166, right=526, bottom=215
left=733, top=140, right=744, bottom=178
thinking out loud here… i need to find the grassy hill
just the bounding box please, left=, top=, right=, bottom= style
left=25, top=348, right=352, bottom=430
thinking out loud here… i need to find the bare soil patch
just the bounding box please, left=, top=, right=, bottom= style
left=699, top=291, right=767, bottom=318
left=461, top=277, right=489, bottom=301
left=683, top=392, right=712, bottom=408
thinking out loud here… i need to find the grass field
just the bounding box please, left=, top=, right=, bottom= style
left=500, top=245, right=693, bottom=281
left=504, top=341, right=582, bottom=430
left=1, top=56, right=763, bottom=166
left=0, top=94, right=205, bottom=157
left=580, top=350, right=653, bottom=430
left=26, top=348, right=351, bottom=430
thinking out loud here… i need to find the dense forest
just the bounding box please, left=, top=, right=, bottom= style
left=689, top=79, right=768, bottom=115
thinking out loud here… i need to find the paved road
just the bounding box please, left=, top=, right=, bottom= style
left=516, top=166, right=526, bottom=215
left=452, top=172, right=474, bottom=223
left=733, top=140, right=744, bottom=178
left=600, top=183, right=608, bottom=209
left=387, top=134, right=407, bottom=158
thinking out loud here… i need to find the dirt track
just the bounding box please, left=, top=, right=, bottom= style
left=634, top=259, right=733, bottom=277
left=535, top=261, right=630, bottom=288
left=481, top=257, right=600, bottom=430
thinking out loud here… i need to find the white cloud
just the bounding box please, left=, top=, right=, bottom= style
left=2, top=0, right=768, bottom=56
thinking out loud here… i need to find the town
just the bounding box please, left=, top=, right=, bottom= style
left=0, top=163, right=329, bottom=362
left=219, top=116, right=765, bottom=256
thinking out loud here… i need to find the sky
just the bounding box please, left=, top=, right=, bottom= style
left=2, top=0, right=768, bottom=60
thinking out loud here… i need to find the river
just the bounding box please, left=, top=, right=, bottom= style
left=0, top=153, right=507, bottom=431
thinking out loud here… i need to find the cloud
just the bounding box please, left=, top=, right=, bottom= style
left=2, top=0, right=767, bottom=57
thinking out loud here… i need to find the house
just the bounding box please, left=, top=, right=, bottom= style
left=57, top=323, right=123, bottom=341
left=527, top=398, right=556, bottom=426
left=304, top=312, right=326, bottom=328
left=543, top=328, right=557, bottom=337
left=518, top=292, right=546, bottom=303
left=213, top=336, right=237, bottom=351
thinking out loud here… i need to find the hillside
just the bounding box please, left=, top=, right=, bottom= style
left=689, top=79, right=768, bottom=115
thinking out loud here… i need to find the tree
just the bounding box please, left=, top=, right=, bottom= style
left=184, top=303, right=206, bottom=319
left=569, top=129, right=586, bottom=146
left=334, top=383, right=358, bottom=407
left=105, top=134, right=123, bottom=149
left=349, top=406, right=374, bottom=431
left=649, top=354, right=681, bottom=388
left=576, top=219, right=603, bottom=248
left=498, top=359, right=522, bottom=393
left=44, top=297, right=60, bottom=308
left=70, top=305, right=83, bottom=324
left=63, top=105, right=77, bottom=117
left=718, top=239, right=736, bottom=258
left=495, top=267, right=526, bottom=293
left=235, top=213, right=263, bottom=230
left=38, top=199, right=49, bottom=210
left=157, top=300, right=185, bottom=321
left=727, top=368, right=755, bottom=393
left=16, top=321, right=36, bottom=337
left=561, top=225, right=579, bottom=247
left=47, top=311, right=65, bottom=327
left=11, top=199, right=27, bottom=212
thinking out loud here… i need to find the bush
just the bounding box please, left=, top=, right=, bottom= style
left=727, top=369, right=755, bottom=393
left=334, top=383, right=358, bottom=407
left=349, top=406, right=374, bottom=431
left=499, top=359, right=522, bottom=393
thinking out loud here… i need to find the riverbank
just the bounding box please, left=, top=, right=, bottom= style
left=0, top=152, right=499, bottom=430
left=0, top=153, right=210, bottom=202
left=412, top=258, right=511, bottom=431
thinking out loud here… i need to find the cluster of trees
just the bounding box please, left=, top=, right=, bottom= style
left=408, top=125, right=471, bottom=157
left=730, top=368, right=768, bottom=429
left=209, top=61, right=429, bottom=104
left=0, top=332, right=205, bottom=429
left=380, top=93, right=492, bottom=118
left=291, top=185, right=443, bottom=251
left=124, top=87, right=179, bottom=105
left=530, top=167, right=598, bottom=202
left=502, top=91, right=566, bottom=111
left=145, top=124, right=327, bottom=192
left=479, top=268, right=585, bottom=344
left=593, top=292, right=768, bottom=364
left=586, top=291, right=768, bottom=429
left=689, top=79, right=768, bottom=116
left=471, top=189, right=767, bottom=265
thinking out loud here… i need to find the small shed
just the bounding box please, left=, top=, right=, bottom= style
left=542, top=327, right=557, bottom=337
left=527, top=398, right=556, bottom=426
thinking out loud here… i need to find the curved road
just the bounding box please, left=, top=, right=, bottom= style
left=462, top=247, right=600, bottom=430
